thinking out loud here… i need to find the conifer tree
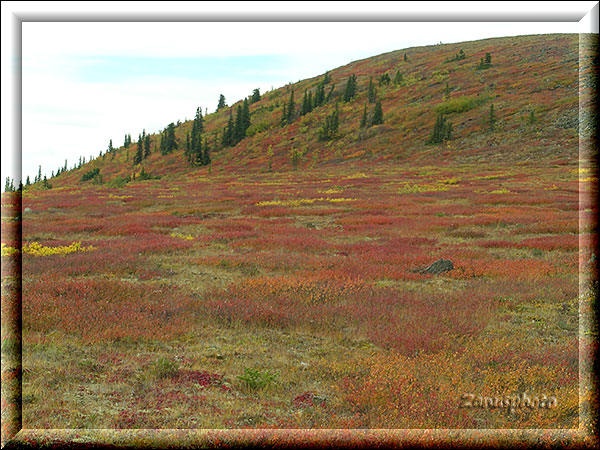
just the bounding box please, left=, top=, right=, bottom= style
left=217, top=94, right=227, bottom=111
left=318, top=103, right=340, bottom=141
left=343, top=74, right=357, bottom=102
left=360, top=104, right=368, bottom=128
left=234, top=104, right=244, bottom=144
left=367, top=76, right=376, bottom=103
left=251, top=88, right=261, bottom=103
left=162, top=123, right=177, bottom=154
left=428, top=114, right=452, bottom=144
left=372, top=99, right=384, bottom=125
left=26, top=175, right=30, bottom=186
left=404, top=53, right=408, bottom=62
left=108, top=139, right=114, bottom=153
left=222, top=109, right=234, bottom=147
left=394, top=70, right=403, bottom=85
left=144, top=133, right=151, bottom=158
left=242, top=98, right=251, bottom=135
left=286, top=90, right=295, bottom=123
left=134, top=134, right=143, bottom=165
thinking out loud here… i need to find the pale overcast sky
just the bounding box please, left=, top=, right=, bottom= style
left=1, top=2, right=598, bottom=186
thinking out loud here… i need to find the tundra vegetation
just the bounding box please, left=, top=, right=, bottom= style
left=1, top=33, right=595, bottom=437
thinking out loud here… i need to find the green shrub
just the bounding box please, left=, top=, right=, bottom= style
left=152, top=357, right=179, bottom=379
left=237, top=368, right=277, bottom=390
left=80, top=168, right=100, bottom=182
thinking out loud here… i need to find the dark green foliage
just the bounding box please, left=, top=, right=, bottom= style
left=372, top=99, right=384, bottom=125
left=528, top=110, right=536, bottom=124
left=327, top=84, right=335, bottom=102
left=144, top=133, right=151, bottom=158
left=404, top=53, right=408, bottom=62
left=222, top=109, right=234, bottom=147
left=123, top=135, right=130, bottom=148
left=360, top=104, right=368, bottom=128
left=227, top=99, right=251, bottom=146
left=190, top=106, right=205, bottom=163
left=280, top=90, right=295, bottom=126
left=26, top=176, right=30, bottom=186
left=234, top=104, right=244, bottom=143
left=251, top=88, right=261, bottom=103
left=343, top=74, right=357, bottom=102
left=394, top=70, right=404, bottom=85
left=134, top=133, right=143, bottom=165
left=445, top=48, right=466, bottom=63
left=301, top=90, right=315, bottom=116
left=4, top=177, right=14, bottom=193
left=428, top=113, right=453, bottom=144
left=80, top=168, right=100, bottom=182
left=477, top=53, right=492, bottom=70
left=368, top=76, right=376, bottom=103
left=162, top=123, right=178, bottom=155
left=318, top=103, right=340, bottom=141
left=217, top=94, right=227, bottom=111
left=379, top=73, right=391, bottom=86
left=109, top=139, right=115, bottom=153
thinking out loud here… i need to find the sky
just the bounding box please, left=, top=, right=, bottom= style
left=1, top=2, right=598, bottom=186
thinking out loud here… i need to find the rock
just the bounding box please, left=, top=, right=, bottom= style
left=24, top=208, right=32, bottom=213
left=418, top=259, right=454, bottom=275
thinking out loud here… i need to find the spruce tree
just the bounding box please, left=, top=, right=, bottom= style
left=234, top=104, right=244, bottom=144
left=343, top=74, right=357, bottom=102
left=394, top=70, right=403, bottom=85
left=217, top=94, right=227, bottom=111
left=251, top=88, right=261, bottom=103
left=242, top=98, right=251, bottom=136
left=428, top=114, right=452, bottom=144
left=222, top=109, right=234, bottom=147
left=368, top=76, right=376, bottom=103
left=372, top=99, right=384, bottom=125
left=134, top=134, right=143, bottom=165
left=360, top=104, right=368, bottom=128
left=286, top=90, right=295, bottom=123
left=144, top=133, right=151, bottom=158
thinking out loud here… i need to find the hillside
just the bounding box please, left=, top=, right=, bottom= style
left=3, top=32, right=597, bottom=438
left=37, top=33, right=581, bottom=189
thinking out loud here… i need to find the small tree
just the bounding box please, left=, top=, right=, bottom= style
left=251, top=88, right=261, bottom=103
left=144, top=133, right=151, bottom=158
left=367, top=76, right=376, bottom=103
left=133, top=134, right=143, bottom=165
left=318, top=103, right=340, bottom=141
left=343, top=74, right=357, bottom=102
left=371, top=99, right=383, bottom=126
left=428, top=113, right=452, bottom=144
left=360, top=104, right=368, bottom=128
left=217, top=94, right=227, bottom=111
left=394, top=70, right=404, bottom=85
